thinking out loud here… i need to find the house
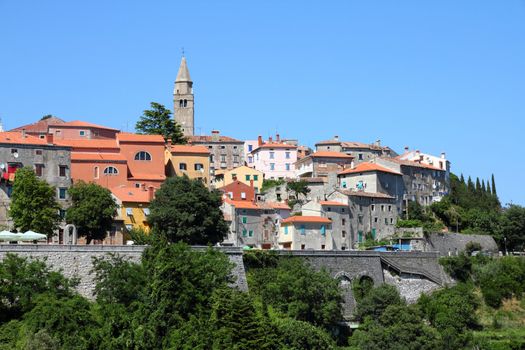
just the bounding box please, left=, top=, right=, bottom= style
left=296, top=151, right=353, bottom=178
left=10, top=116, right=66, bottom=139
left=0, top=132, right=72, bottom=241
left=212, top=165, right=263, bottom=192
left=48, top=120, right=120, bottom=140
left=189, top=130, right=244, bottom=172
left=221, top=199, right=265, bottom=248
left=219, top=180, right=255, bottom=202
left=165, top=144, right=210, bottom=185
left=111, top=185, right=154, bottom=236
left=278, top=216, right=332, bottom=250
left=248, top=135, right=297, bottom=180
left=315, top=136, right=397, bottom=164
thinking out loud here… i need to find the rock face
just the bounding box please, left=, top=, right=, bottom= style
left=427, top=233, right=499, bottom=256
left=0, top=245, right=447, bottom=317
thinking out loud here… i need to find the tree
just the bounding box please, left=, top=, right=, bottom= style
left=286, top=179, right=310, bottom=202
left=491, top=174, right=497, bottom=195
left=248, top=257, right=343, bottom=328
left=0, top=254, right=77, bottom=324
left=499, top=204, right=525, bottom=251
left=354, top=283, right=404, bottom=322
left=65, top=181, right=117, bottom=244
left=136, top=102, right=186, bottom=144
left=147, top=176, right=228, bottom=245
left=9, top=167, right=60, bottom=236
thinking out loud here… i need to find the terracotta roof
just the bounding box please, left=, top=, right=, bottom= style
left=128, top=173, right=166, bottom=181
left=0, top=132, right=50, bottom=145
left=117, top=133, right=165, bottom=143
left=319, top=201, right=347, bottom=207
left=253, top=142, right=297, bottom=150
left=171, top=145, right=209, bottom=154
left=111, top=187, right=151, bottom=203
left=338, top=189, right=395, bottom=199
left=379, top=157, right=445, bottom=171
left=189, top=135, right=243, bottom=143
left=224, top=198, right=261, bottom=210
left=10, top=117, right=65, bottom=133
left=51, top=120, right=119, bottom=131
left=281, top=216, right=332, bottom=224
left=267, top=202, right=291, bottom=210
left=310, top=151, right=353, bottom=159
left=71, top=152, right=127, bottom=162
left=338, top=162, right=402, bottom=176
left=54, top=139, right=120, bottom=149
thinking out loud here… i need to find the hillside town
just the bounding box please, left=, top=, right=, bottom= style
left=0, top=56, right=452, bottom=250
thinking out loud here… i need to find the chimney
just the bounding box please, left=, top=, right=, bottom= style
left=46, top=133, right=54, bottom=145
left=268, top=136, right=273, bottom=143
left=276, top=133, right=280, bottom=142
left=334, top=135, right=339, bottom=141
left=250, top=179, right=254, bottom=188
left=142, top=183, right=147, bottom=191
left=22, top=129, right=26, bottom=138
left=166, top=138, right=172, bottom=148
left=257, top=136, right=263, bottom=146
left=441, top=152, right=446, bottom=159
left=148, top=186, right=155, bottom=201
left=211, top=130, right=220, bottom=142
left=404, top=146, right=409, bottom=153
left=375, top=139, right=381, bottom=147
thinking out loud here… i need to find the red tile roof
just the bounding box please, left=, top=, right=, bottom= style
left=0, top=132, right=49, bottom=145
left=338, top=162, right=402, bottom=176
left=117, top=133, right=165, bottom=143
left=254, top=142, right=297, bottom=150
left=111, top=187, right=151, bottom=203
left=71, top=152, right=127, bottom=162
left=267, top=202, right=291, bottom=210
left=171, top=145, right=209, bottom=154
left=338, top=189, right=395, bottom=199
left=310, top=151, right=353, bottom=159
left=281, top=216, right=332, bottom=224
left=319, top=201, right=347, bottom=207
left=10, top=117, right=65, bottom=133
left=52, top=120, right=119, bottom=131
left=54, top=139, right=120, bottom=149
left=189, top=135, right=243, bottom=143
left=224, top=198, right=261, bottom=210
left=128, top=173, right=166, bottom=181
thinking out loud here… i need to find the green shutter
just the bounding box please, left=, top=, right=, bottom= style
left=242, top=216, right=247, bottom=224
left=242, top=229, right=247, bottom=237
left=245, top=175, right=250, bottom=181
left=253, top=175, right=258, bottom=181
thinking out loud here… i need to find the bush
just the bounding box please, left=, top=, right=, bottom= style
left=396, top=219, right=423, bottom=228
left=354, top=284, right=404, bottom=322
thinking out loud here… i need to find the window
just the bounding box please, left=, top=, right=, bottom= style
left=269, top=152, right=275, bottom=159
left=358, top=153, right=363, bottom=160
left=248, top=156, right=253, bottom=163
left=221, top=146, right=225, bottom=149
left=35, top=149, right=43, bottom=155
left=342, top=230, right=347, bottom=238
left=284, top=226, right=289, bottom=234
left=242, top=216, right=247, bottom=224
left=381, top=205, right=384, bottom=212
left=245, top=175, right=250, bottom=181
left=94, top=166, right=99, bottom=179
left=285, top=163, right=290, bottom=171
left=358, top=231, right=363, bottom=242
left=285, top=152, right=290, bottom=159
left=179, top=100, right=183, bottom=107
left=143, top=208, right=150, bottom=216
left=241, top=192, right=246, bottom=199
left=210, top=155, right=214, bottom=162
left=59, top=165, right=67, bottom=177
left=342, top=181, right=347, bottom=188
left=301, top=244, right=306, bottom=250
left=58, top=188, right=67, bottom=200
left=221, top=155, right=226, bottom=162
left=11, top=149, right=17, bottom=154
left=126, top=208, right=133, bottom=216
left=342, top=218, right=346, bottom=225
left=104, top=166, right=119, bottom=175
left=248, top=230, right=253, bottom=237
left=135, top=151, right=152, bottom=161
left=35, top=164, right=44, bottom=177
left=321, top=225, right=326, bottom=236
left=135, top=183, right=141, bottom=188
left=183, top=99, right=187, bottom=107
left=253, top=175, right=258, bottom=181
left=79, top=130, right=86, bottom=136
left=385, top=218, right=388, bottom=224
left=327, top=207, right=332, bottom=212
left=374, top=217, right=378, bottom=223
left=341, top=208, right=345, bottom=213
left=194, top=163, right=204, bottom=171
left=371, top=204, right=375, bottom=211
left=321, top=244, right=325, bottom=250
left=390, top=218, right=394, bottom=224
left=358, top=215, right=363, bottom=224
left=231, top=173, right=237, bottom=180
left=248, top=145, right=253, bottom=152
left=179, top=163, right=187, bottom=170
left=270, top=163, right=275, bottom=170
left=242, top=229, right=247, bottom=237
left=388, top=205, right=392, bottom=212
left=300, top=225, right=305, bottom=235
left=59, top=209, right=66, bottom=219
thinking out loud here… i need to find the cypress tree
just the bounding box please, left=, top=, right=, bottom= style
left=475, top=177, right=481, bottom=193
left=487, top=182, right=491, bottom=194
left=491, top=174, right=497, bottom=195
left=467, top=176, right=475, bottom=194
left=460, top=174, right=465, bottom=185
left=481, top=180, right=486, bottom=193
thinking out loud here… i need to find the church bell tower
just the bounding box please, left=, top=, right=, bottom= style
left=173, top=56, right=194, bottom=136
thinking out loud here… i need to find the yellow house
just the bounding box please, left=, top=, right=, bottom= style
left=111, top=186, right=153, bottom=233
left=213, top=165, right=264, bottom=192
left=166, top=145, right=210, bottom=186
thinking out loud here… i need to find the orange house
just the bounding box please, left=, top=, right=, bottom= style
left=48, top=120, right=119, bottom=140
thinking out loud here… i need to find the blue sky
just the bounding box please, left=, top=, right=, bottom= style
left=1, top=1, right=524, bottom=205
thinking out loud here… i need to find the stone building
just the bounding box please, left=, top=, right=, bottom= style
left=173, top=56, right=194, bottom=137
left=315, top=136, right=397, bottom=164
left=0, top=132, right=72, bottom=238
left=295, top=151, right=354, bottom=178
left=278, top=216, right=333, bottom=250
left=189, top=131, right=244, bottom=173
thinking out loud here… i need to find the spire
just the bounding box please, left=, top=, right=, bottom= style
left=176, top=57, right=192, bottom=82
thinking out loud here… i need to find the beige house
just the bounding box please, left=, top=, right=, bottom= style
left=212, top=165, right=264, bottom=193
left=165, top=145, right=210, bottom=186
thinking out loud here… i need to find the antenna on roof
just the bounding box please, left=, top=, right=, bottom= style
left=0, top=117, right=3, bottom=132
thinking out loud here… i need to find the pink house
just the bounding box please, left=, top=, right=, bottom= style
left=249, top=135, right=297, bottom=180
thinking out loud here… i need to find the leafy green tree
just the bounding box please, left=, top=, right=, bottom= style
left=261, top=179, right=285, bottom=193
left=248, top=257, right=343, bottom=328
left=136, top=102, right=186, bottom=144
left=147, top=176, right=228, bottom=245
left=9, top=167, right=60, bottom=236
left=65, top=181, right=117, bottom=244
left=349, top=305, right=442, bottom=350
left=273, top=317, right=337, bottom=350
left=499, top=204, right=525, bottom=251
left=418, top=284, right=479, bottom=349
left=91, top=254, right=146, bottom=307
left=354, top=283, right=404, bottom=322
left=286, top=179, right=310, bottom=202
left=0, top=254, right=77, bottom=323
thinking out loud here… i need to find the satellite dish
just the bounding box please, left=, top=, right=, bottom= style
left=13, top=152, right=18, bottom=158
